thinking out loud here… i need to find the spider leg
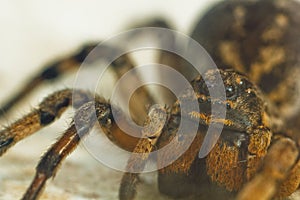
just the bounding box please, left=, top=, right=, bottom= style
left=124, top=17, right=194, bottom=107
left=0, top=89, right=90, bottom=156
left=1, top=85, right=149, bottom=199
left=236, top=137, right=299, bottom=200
left=130, top=17, right=173, bottom=29
left=0, top=18, right=186, bottom=123
left=21, top=99, right=164, bottom=200
left=0, top=44, right=154, bottom=123
left=119, top=105, right=168, bottom=200
left=21, top=101, right=101, bottom=200
left=21, top=124, right=81, bottom=200
left=0, top=44, right=96, bottom=117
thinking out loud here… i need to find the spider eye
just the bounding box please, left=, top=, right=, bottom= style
left=226, top=102, right=232, bottom=109
left=226, top=85, right=236, bottom=98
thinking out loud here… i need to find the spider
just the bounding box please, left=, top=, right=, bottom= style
left=1, top=0, right=300, bottom=200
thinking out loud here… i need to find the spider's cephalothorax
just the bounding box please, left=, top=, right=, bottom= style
left=1, top=0, right=300, bottom=200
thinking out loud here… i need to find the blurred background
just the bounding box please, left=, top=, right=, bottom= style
left=0, top=1, right=221, bottom=200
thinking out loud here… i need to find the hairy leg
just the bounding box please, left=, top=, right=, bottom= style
left=21, top=101, right=102, bottom=200
left=0, top=89, right=90, bottom=156
left=236, top=137, right=299, bottom=200
left=0, top=18, right=185, bottom=125
left=0, top=44, right=95, bottom=117
left=119, top=105, right=168, bottom=200
left=0, top=44, right=154, bottom=124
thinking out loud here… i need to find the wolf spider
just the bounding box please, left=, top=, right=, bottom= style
left=1, top=0, right=300, bottom=200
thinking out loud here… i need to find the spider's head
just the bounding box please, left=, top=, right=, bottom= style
left=190, top=69, right=265, bottom=132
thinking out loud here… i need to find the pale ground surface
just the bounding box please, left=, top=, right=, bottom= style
left=0, top=1, right=300, bottom=200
